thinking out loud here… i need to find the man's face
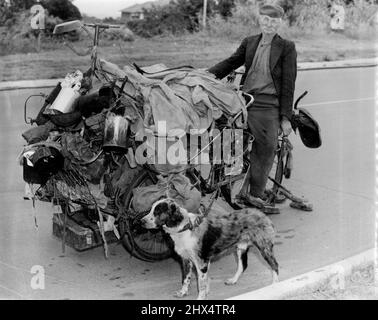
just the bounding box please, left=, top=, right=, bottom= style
left=258, top=14, right=282, bottom=35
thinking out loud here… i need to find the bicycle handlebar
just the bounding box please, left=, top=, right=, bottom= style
left=84, top=23, right=121, bottom=29
left=294, top=90, right=308, bottom=110
left=242, top=92, right=254, bottom=109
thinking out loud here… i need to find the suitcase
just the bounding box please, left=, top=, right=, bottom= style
left=52, top=211, right=118, bottom=252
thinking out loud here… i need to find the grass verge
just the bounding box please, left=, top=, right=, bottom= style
left=285, top=264, right=377, bottom=300
left=0, top=32, right=377, bottom=82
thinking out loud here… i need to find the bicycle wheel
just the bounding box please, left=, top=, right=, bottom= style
left=118, top=168, right=174, bottom=262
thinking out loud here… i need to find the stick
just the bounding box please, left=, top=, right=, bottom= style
left=97, top=206, right=109, bottom=259
left=62, top=202, right=68, bottom=255
left=30, top=184, right=38, bottom=229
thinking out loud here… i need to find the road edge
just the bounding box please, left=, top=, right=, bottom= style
left=298, top=57, right=378, bottom=71
left=1, top=58, right=377, bottom=92
left=227, top=248, right=375, bottom=300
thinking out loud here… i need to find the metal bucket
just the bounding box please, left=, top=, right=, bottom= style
left=103, top=112, right=129, bottom=152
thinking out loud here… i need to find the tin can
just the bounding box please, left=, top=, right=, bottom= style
left=49, top=85, right=80, bottom=114
left=103, top=112, right=129, bottom=152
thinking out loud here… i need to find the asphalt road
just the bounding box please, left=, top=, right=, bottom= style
left=0, top=66, right=375, bottom=300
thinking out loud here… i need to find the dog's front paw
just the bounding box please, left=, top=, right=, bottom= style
left=174, top=290, right=188, bottom=298
left=224, top=278, right=237, bottom=286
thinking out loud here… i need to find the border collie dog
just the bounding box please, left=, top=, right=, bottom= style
left=142, top=198, right=279, bottom=300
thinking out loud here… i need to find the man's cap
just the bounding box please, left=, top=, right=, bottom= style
left=259, top=3, right=285, bottom=18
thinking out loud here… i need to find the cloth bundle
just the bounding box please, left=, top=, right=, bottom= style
left=100, top=60, right=248, bottom=138
left=132, top=173, right=201, bottom=214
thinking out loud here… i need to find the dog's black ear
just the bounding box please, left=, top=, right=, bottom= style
left=165, top=202, right=184, bottom=228
left=154, top=202, right=169, bottom=227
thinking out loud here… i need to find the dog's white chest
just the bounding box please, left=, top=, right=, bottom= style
left=171, top=231, right=197, bottom=259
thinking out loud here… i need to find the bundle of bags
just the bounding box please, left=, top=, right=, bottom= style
left=19, top=61, right=249, bottom=210
left=132, top=173, right=201, bottom=214
left=99, top=60, right=248, bottom=138
left=19, top=69, right=115, bottom=201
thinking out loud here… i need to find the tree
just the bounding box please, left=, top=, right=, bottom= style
left=0, top=0, right=35, bottom=24
left=41, top=0, right=81, bottom=21
left=7, top=0, right=35, bottom=10
left=127, top=0, right=217, bottom=36
left=103, top=16, right=119, bottom=24
left=279, top=0, right=296, bottom=25
left=217, top=0, right=236, bottom=18
left=128, top=3, right=191, bottom=37
left=175, top=0, right=215, bottom=31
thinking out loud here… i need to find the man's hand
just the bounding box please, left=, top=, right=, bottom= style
left=280, top=117, right=292, bottom=136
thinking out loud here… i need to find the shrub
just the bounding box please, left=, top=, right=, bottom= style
left=343, top=1, right=378, bottom=39
left=104, top=27, right=135, bottom=42
left=278, top=0, right=330, bottom=38
left=0, top=11, right=64, bottom=55
left=127, top=0, right=218, bottom=37
left=217, top=0, right=236, bottom=18
left=1, top=0, right=81, bottom=25
left=206, top=4, right=260, bottom=39
left=207, top=0, right=377, bottom=40
left=5, top=0, right=35, bottom=10
left=127, top=4, right=193, bottom=37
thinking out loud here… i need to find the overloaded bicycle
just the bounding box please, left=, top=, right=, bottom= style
left=21, top=20, right=319, bottom=262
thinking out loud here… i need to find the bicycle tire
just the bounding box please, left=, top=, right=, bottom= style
left=118, top=168, right=174, bottom=262
left=220, top=184, right=243, bottom=210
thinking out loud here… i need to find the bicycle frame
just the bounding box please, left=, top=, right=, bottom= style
left=53, top=20, right=120, bottom=79
left=193, top=86, right=310, bottom=210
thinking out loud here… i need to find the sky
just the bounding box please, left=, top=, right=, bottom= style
left=73, top=0, right=158, bottom=19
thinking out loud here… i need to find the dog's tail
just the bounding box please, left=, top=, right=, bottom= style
left=252, top=224, right=279, bottom=275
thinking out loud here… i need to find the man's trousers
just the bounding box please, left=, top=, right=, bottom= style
left=247, top=106, right=280, bottom=197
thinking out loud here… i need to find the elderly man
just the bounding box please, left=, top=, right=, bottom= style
left=208, top=2, right=297, bottom=208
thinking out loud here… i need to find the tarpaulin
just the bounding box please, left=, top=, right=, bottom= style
left=99, top=60, right=247, bottom=137
left=132, top=173, right=201, bottom=214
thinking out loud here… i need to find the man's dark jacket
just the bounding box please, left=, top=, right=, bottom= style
left=208, top=33, right=297, bottom=120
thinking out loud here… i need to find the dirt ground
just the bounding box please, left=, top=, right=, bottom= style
left=285, top=265, right=378, bottom=300
left=0, top=32, right=377, bottom=82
